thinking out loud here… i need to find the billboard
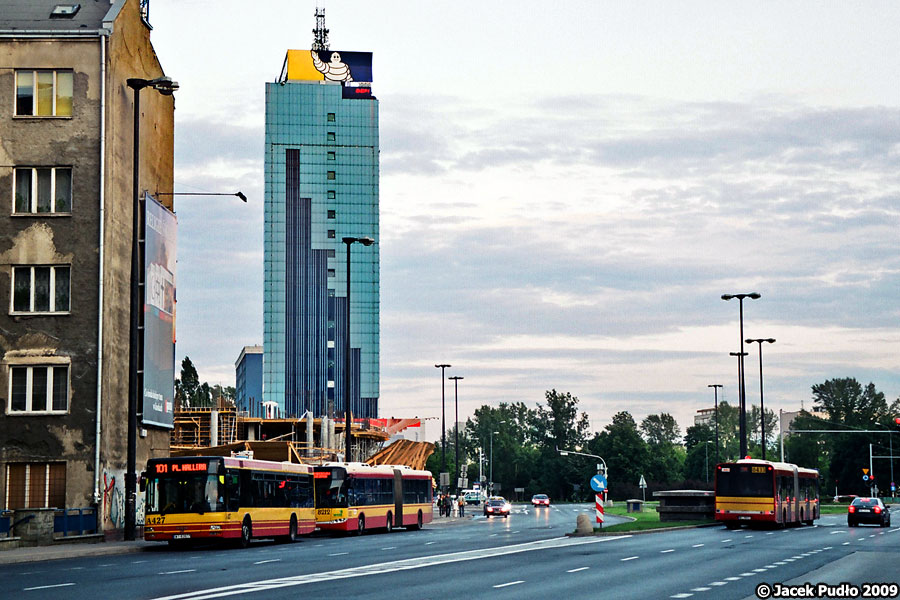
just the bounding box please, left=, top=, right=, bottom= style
left=142, top=194, right=177, bottom=428
left=286, top=49, right=373, bottom=84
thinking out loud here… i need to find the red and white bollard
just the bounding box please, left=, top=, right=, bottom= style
left=595, top=493, right=604, bottom=524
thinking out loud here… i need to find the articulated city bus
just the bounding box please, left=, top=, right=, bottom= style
left=313, top=463, right=433, bottom=534
left=142, top=456, right=316, bottom=547
left=715, top=458, right=819, bottom=528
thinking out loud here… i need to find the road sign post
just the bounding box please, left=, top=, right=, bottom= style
left=590, top=474, right=608, bottom=524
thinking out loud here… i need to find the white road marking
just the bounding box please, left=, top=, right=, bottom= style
left=869, top=535, right=876, bottom=538
left=132, top=560, right=148, bottom=564
left=160, top=570, right=197, bottom=575
left=671, top=594, right=693, bottom=598
left=97, top=564, right=113, bottom=567
left=765, top=564, right=777, bottom=568
left=858, top=538, right=865, bottom=541
left=621, top=556, right=639, bottom=561
left=425, top=541, right=436, bottom=545
left=890, top=528, right=900, bottom=533
left=692, top=587, right=711, bottom=592
left=721, top=539, right=731, bottom=543
left=661, top=549, right=675, bottom=553
left=692, top=543, right=704, bottom=548
left=253, top=560, right=280, bottom=565
left=744, top=535, right=753, bottom=538
left=567, top=567, right=589, bottom=573
left=149, top=535, right=631, bottom=600
left=710, top=581, right=728, bottom=586
left=24, top=583, right=75, bottom=591
left=766, top=532, right=774, bottom=535
left=328, top=552, right=349, bottom=556
left=784, top=558, right=796, bottom=562
left=740, top=572, right=755, bottom=576
left=842, top=542, right=850, bottom=545
left=774, top=561, right=787, bottom=565
left=753, top=568, right=767, bottom=572
left=830, top=530, right=843, bottom=534
left=494, top=581, right=524, bottom=589
left=381, top=547, right=396, bottom=550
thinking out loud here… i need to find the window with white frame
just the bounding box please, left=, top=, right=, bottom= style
left=11, top=265, right=71, bottom=313
left=15, top=70, right=73, bottom=117
left=8, top=364, right=70, bottom=414
left=13, top=167, right=72, bottom=214
left=5, top=462, right=66, bottom=509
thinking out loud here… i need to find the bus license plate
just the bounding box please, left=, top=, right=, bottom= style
left=173, top=534, right=191, bottom=539
left=738, top=516, right=751, bottom=520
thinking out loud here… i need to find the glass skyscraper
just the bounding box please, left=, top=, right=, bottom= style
left=263, top=49, right=379, bottom=419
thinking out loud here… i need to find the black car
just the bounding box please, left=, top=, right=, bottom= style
left=483, top=497, right=510, bottom=518
left=847, top=497, right=891, bottom=527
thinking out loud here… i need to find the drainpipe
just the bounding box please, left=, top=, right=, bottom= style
left=93, top=32, right=108, bottom=505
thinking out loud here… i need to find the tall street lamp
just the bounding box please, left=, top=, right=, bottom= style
left=154, top=191, right=247, bottom=202
left=729, top=352, right=748, bottom=458
left=449, top=375, right=464, bottom=493
left=708, top=384, right=723, bottom=464
left=434, top=364, right=451, bottom=486
left=489, top=420, right=506, bottom=495
left=342, top=236, right=374, bottom=462
left=746, top=338, right=776, bottom=460
left=125, top=76, right=178, bottom=542
left=722, top=292, right=760, bottom=458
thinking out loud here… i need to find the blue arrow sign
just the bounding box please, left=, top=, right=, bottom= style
left=590, top=474, right=607, bottom=492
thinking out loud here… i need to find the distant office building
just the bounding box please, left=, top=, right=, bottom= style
left=235, top=345, right=263, bottom=414
left=695, top=408, right=716, bottom=426
left=263, top=43, right=379, bottom=419
left=0, top=0, right=174, bottom=534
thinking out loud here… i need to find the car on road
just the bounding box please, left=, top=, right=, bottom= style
left=847, top=497, right=891, bottom=527
left=484, top=497, right=511, bottom=518
left=464, top=491, right=485, bottom=505
left=531, top=494, right=550, bottom=507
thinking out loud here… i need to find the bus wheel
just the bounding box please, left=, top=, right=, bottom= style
left=240, top=517, right=252, bottom=548
left=288, top=515, right=299, bottom=542
left=409, top=510, right=423, bottom=531
left=386, top=512, right=393, bottom=533
left=356, top=514, right=366, bottom=536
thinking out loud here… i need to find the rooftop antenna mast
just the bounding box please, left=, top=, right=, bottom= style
left=312, top=6, right=330, bottom=51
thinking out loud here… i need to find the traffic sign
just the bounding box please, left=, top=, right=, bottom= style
left=863, top=468, right=869, bottom=475
left=863, top=475, right=869, bottom=482
left=639, top=475, right=647, bottom=489
left=590, top=474, right=608, bottom=492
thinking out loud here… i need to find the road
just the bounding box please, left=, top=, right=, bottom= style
left=4, top=505, right=898, bottom=600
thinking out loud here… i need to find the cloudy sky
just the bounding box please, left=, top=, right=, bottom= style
left=149, top=1, right=900, bottom=438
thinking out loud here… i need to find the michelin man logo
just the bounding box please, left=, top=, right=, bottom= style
left=311, top=50, right=353, bottom=82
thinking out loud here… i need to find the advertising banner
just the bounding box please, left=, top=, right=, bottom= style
left=142, top=194, right=177, bottom=428
left=286, top=49, right=373, bottom=84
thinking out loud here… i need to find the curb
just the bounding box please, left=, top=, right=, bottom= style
left=568, top=521, right=720, bottom=537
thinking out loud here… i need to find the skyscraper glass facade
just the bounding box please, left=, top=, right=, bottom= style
left=263, top=77, right=379, bottom=419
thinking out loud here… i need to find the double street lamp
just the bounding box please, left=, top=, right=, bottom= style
left=721, top=292, right=760, bottom=458
left=489, top=422, right=505, bottom=495
left=448, top=375, right=464, bottom=493
left=342, top=237, right=374, bottom=462
left=746, top=338, right=775, bottom=459
left=125, top=76, right=178, bottom=542
left=434, top=364, right=451, bottom=486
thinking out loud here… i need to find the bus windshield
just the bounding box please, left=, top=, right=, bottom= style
left=146, top=461, right=224, bottom=514
left=716, top=465, right=774, bottom=497
left=314, top=468, right=348, bottom=508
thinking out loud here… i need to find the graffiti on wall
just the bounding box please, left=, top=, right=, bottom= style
left=102, top=469, right=144, bottom=529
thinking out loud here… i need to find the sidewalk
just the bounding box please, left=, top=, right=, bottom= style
left=0, top=538, right=156, bottom=565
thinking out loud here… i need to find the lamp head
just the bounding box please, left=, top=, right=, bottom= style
left=236, top=191, right=247, bottom=202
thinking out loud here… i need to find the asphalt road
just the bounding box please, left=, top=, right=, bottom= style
left=4, top=505, right=898, bottom=600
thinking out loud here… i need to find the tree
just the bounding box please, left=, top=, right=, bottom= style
left=591, top=411, right=650, bottom=498
left=639, top=412, right=684, bottom=483
left=175, top=357, right=200, bottom=408
left=640, top=413, right=681, bottom=446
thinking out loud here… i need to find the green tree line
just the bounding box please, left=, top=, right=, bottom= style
left=425, top=378, right=900, bottom=501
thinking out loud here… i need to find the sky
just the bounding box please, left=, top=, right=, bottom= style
left=149, top=1, right=900, bottom=440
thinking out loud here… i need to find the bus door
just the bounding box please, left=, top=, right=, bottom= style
left=393, top=469, right=403, bottom=527
left=792, top=467, right=800, bottom=522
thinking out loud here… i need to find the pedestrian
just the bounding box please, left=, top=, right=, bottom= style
left=458, top=495, right=465, bottom=517
left=442, top=494, right=451, bottom=517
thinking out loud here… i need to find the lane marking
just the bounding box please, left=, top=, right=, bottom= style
left=425, top=541, right=436, bottom=545
left=753, top=568, right=767, bottom=572
left=253, top=560, right=280, bottom=565
left=661, top=549, right=675, bottom=553
left=765, top=564, right=777, bottom=568
left=774, top=561, right=787, bottom=565
left=494, top=581, right=524, bottom=589
left=710, top=581, right=728, bottom=586
left=842, top=542, right=850, bottom=545
left=671, top=594, right=693, bottom=598
left=621, top=556, right=639, bottom=562
left=381, top=547, right=396, bottom=551
left=766, top=532, right=774, bottom=535
left=830, top=531, right=843, bottom=534
left=692, top=544, right=704, bottom=548
left=24, top=583, right=75, bottom=591
left=328, top=552, right=349, bottom=556
left=744, top=535, right=753, bottom=538
left=132, top=560, right=148, bottom=564
left=725, top=576, right=742, bottom=581
left=150, top=535, right=630, bottom=600
left=160, top=570, right=197, bottom=575
left=692, top=587, right=711, bottom=592
left=740, top=572, right=755, bottom=576
left=567, top=567, right=589, bottom=573
left=721, top=539, right=731, bottom=543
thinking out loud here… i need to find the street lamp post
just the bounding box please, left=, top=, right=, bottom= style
left=434, top=364, right=451, bottom=487
left=342, top=236, right=374, bottom=462
left=722, top=292, right=760, bottom=458
left=125, top=76, right=178, bottom=542
left=729, top=352, right=748, bottom=458
left=488, top=420, right=506, bottom=495
left=708, top=384, right=723, bottom=464
left=746, top=338, right=775, bottom=459
left=449, top=375, right=464, bottom=494
left=704, top=440, right=714, bottom=483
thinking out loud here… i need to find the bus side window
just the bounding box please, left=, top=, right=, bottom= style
left=226, top=472, right=240, bottom=511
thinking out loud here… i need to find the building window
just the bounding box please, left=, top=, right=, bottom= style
left=327, top=210, right=336, bottom=219
left=13, top=167, right=72, bottom=214
left=327, top=151, right=336, bottom=161
left=327, top=229, right=336, bottom=239
left=5, top=463, right=66, bottom=509
left=326, top=249, right=336, bottom=258
left=327, top=191, right=335, bottom=199
left=327, top=132, right=335, bottom=141
left=327, top=269, right=336, bottom=277
left=327, top=171, right=336, bottom=180
left=15, top=70, right=73, bottom=117
left=326, top=112, right=335, bottom=122
left=11, top=265, right=71, bottom=313
left=8, top=364, right=70, bottom=413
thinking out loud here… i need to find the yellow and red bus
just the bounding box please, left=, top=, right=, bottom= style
left=715, top=458, right=819, bottom=529
left=142, top=456, right=316, bottom=547
left=313, top=463, right=433, bottom=534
